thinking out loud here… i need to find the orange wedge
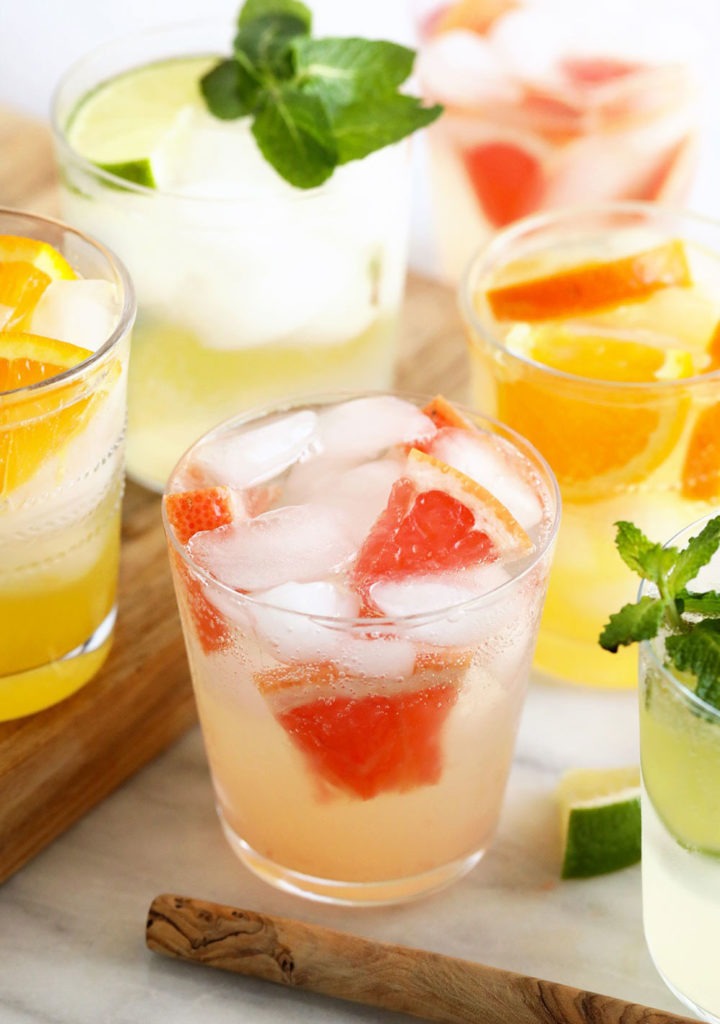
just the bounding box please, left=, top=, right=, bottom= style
left=0, top=261, right=52, bottom=331
left=707, top=321, right=720, bottom=372
left=0, top=333, right=94, bottom=495
left=0, top=235, right=76, bottom=281
left=682, top=403, right=720, bottom=500
left=486, top=241, right=691, bottom=322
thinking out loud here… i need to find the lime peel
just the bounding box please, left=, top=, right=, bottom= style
left=558, top=765, right=641, bottom=879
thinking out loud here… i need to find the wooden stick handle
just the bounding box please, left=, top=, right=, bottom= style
left=146, top=894, right=694, bottom=1024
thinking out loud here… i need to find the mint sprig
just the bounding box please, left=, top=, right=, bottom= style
left=599, top=516, right=720, bottom=707
left=201, top=0, right=442, bottom=188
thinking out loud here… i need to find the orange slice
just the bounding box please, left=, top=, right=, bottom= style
left=422, top=394, right=475, bottom=431
left=0, top=235, right=76, bottom=281
left=0, top=261, right=52, bottom=331
left=486, top=241, right=691, bottom=322
left=0, top=333, right=94, bottom=495
left=682, top=403, right=720, bottom=500
left=495, top=326, right=692, bottom=502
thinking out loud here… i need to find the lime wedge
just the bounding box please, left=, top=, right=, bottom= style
left=558, top=766, right=641, bottom=879
left=66, top=56, right=216, bottom=185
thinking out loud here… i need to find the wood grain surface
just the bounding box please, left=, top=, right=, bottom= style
left=0, top=107, right=467, bottom=883
left=146, top=894, right=696, bottom=1024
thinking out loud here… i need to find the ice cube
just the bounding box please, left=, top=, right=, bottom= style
left=284, top=456, right=401, bottom=545
left=29, top=279, right=119, bottom=351
left=370, top=567, right=511, bottom=646
left=417, top=31, right=520, bottom=106
left=430, top=428, right=543, bottom=532
left=317, top=396, right=436, bottom=462
left=189, top=503, right=356, bottom=591
left=192, top=411, right=319, bottom=489
left=335, top=634, right=416, bottom=679
left=249, top=580, right=359, bottom=663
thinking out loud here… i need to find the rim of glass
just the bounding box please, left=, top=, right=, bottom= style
left=639, top=509, right=720, bottom=720
left=162, top=390, right=562, bottom=629
left=459, top=200, right=720, bottom=393
left=50, top=17, right=401, bottom=206
left=0, top=205, right=135, bottom=400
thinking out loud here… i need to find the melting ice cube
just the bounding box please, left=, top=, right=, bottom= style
left=29, top=280, right=119, bottom=351
left=317, top=396, right=436, bottom=462
left=188, top=503, right=357, bottom=591
left=249, top=580, right=359, bottom=663
left=191, top=410, right=319, bottom=489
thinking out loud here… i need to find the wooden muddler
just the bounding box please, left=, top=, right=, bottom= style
left=146, top=894, right=695, bottom=1024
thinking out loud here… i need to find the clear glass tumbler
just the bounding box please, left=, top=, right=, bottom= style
left=0, top=207, right=134, bottom=721
left=639, top=513, right=720, bottom=1023
left=461, top=201, right=720, bottom=689
left=52, top=22, right=411, bottom=492
left=162, top=393, right=559, bottom=904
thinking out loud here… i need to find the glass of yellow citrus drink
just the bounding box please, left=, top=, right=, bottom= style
left=162, top=392, right=559, bottom=904
left=51, top=18, right=419, bottom=492
left=638, top=514, right=720, bottom=1022
left=0, top=207, right=134, bottom=721
left=461, top=201, right=720, bottom=688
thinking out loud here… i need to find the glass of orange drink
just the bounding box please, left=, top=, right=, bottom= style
left=461, top=201, right=720, bottom=688
left=163, top=392, right=559, bottom=904
left=0, top=208, right=134, bottom=721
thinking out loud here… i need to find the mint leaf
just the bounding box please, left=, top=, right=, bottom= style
left=238, top=0, right=312, bottom=30
left=251, top=85, right=336, bottom=188
left=294, top=37, right=416, bottom=110
left=614, top=520, right=677, bottom=585
left=235, top=14, right=309, bottom=81
left=201, top=59, right=262, bottom=119
left=677, top=590, right=720, bottom=616
left=667, top=621, right=720, bottom=706
left=599, top=596, right=665, bottom=652
left=669, top=516, right=720, bottom=591
left=201, top=0, right=443, bottom=187
left=332, top=94, right=443, bottom=163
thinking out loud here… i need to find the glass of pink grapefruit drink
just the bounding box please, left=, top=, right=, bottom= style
left=415, top=0, right=699, bottom=283
left=162, top=393, right=559, bottom=905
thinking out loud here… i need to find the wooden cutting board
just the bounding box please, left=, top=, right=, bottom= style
left=0, top=107, right=469, bottom=883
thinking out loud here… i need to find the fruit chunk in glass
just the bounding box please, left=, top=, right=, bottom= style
left=163, top=393, right=559, bottom=904
left=639, top=515, right=720, bottom=1023
left=415, top=0, right=698, bottom=282
left=0, top=208, right=133, bottom=721
left=52, top=23, right=411, bottom=491
left=462, top=202, right=720, bottom=688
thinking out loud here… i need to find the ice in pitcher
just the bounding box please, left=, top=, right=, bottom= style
left=163, top=394, right=558, bottom=904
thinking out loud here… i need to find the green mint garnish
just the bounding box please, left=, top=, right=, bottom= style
left=599, top=516, right=720, bottom=708
left=201, top=0, right=443, bottom=188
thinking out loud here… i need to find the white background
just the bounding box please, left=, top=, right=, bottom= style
left=1, top=0, right=719, bottom=274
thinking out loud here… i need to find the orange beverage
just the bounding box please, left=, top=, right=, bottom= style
left=0, top=208, right=133, bottom=720
left=163, top=393, right=559, bottom=904
left=462, top=202, right=720, bottom=688
left=416, top=0, right=699, bottom=282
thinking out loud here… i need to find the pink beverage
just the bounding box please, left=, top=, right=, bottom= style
left=415, top=0, right=699, bottom=282
left=163, top=394, right=559, bottom=905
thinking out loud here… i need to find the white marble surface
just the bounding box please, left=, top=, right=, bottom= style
left=0, top=675, right=697, bottom=1023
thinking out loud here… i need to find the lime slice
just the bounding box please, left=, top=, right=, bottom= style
left=66, top=56, right=216, bottom=185
left=558, top=766, right=641, bottom=879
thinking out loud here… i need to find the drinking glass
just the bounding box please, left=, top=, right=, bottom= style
left=162, top=393, right=559, bottom=904
left=52, top=22, right=411, bottom=491
left=0, top=207, right=134, bottom=720
left=461, top=202, right=720, bottom=688
left=639, top=513, right=720, bottom=1023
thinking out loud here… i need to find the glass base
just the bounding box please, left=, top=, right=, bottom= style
left=651, top=961, right=720, bottom=1024
left=0, top=606, right=116, bottom=721
left=218, top=810, right=483, bottom=907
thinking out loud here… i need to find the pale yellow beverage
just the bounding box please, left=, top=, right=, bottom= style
left=462, top=203, right=720, bottom=688
left=0, top=208, right=133, bottom=720
left=53, top=27, right=410, bottom=491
